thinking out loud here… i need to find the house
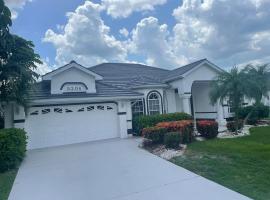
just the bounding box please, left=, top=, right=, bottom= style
left=4, top=59, right=232, bottom=149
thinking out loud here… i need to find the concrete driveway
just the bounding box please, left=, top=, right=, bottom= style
left=9, top=138, right=250, bottom=200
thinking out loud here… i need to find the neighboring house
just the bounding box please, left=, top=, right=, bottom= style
left=4, top=59, right=233, bottom=149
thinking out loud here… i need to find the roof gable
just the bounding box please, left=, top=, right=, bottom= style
left=43, top=61, right=103, bottom=81
left=163, top=59, right=224, bottom=82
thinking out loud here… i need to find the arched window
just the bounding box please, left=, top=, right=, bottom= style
left=147, top=91, right=162, bottom=115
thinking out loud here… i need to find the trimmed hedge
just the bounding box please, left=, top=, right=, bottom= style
left=164, top=132, right=181, bottom=149
left=142, top=127, right=167, bottom=144
left=0, top=128, right=27, bottom=172
left=227, top=120, right=243, bottom=132
left=142, top=120, right=194, bottom=147
left=157, top=120, right=194, bottom=144
left=133, top=112, right=192, bottom=135
left=239, top=104, right=270, bottom=125
left=197, top=120, right=219, bottom=139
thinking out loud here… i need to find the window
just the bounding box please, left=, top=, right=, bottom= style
left=30, top=110, right=39, bottom=115
left=147, top=92, right=162, bottom=115
left=42, top=109, right=50, bottom=114
left=78, top=107, right=85, bottom=112
left=131, top=99, right=144, bottom=117
left=54, top=108, right=63, bottom=113
left=87, top=106, right=94, bottom=111
left=97, top=105, right=104, bottom=110
left=107, top=106, right=113, bottom=110
left=65, top=108, right=73, bottom=113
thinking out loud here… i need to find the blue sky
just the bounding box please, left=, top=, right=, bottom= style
left=5, top=0, right=270, bottom=74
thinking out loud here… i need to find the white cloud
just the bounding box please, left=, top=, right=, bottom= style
left=43, top=1, right=127, bottom=67
left=44, top=0, right=270, bottom=70
left=101, top=0, right=167, bottom=18
left=129, top=17, right=187, bottom=68
left=35, top=58, right=53, bottom=76
left=4, top=0, right=31, bottom=19
left=119, top=28, right=129, bottom=37
left=172, top=0, right=270, bottom=66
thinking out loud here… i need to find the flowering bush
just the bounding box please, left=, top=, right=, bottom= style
left=142, top=127, right=167, bottom=144
left=156, top=120, right=194, bottom=144
left=133, top=112, right=192, bottom=135
left=156, top=120, right=193, bottom=131
left=197, top=120, right=219, bottom=139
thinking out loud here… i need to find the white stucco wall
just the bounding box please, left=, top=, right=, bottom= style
left=164, top=89, right=177, bottom=113
left=4, top=103, right=13, bottom=128
left=51, top=67, right=97, bottom=94
left=183, top=64, right=219, bottom=93
left=192, top=82, right=216, bottom=113
left=13, top=105, right=25, bottom=129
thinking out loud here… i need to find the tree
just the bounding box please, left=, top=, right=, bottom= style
left=241, top=64, right=270, bottom=124
left=210, top=67, right=250, bottom=134
left=0, top=0, right=42, bottom=109
left=243, top=64, right=270, bottom=104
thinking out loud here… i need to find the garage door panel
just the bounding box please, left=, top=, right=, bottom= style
left=25, top=103, right=119, bottom=149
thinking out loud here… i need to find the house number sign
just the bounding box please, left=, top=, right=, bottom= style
left=61, top=82, right=87, bottom=93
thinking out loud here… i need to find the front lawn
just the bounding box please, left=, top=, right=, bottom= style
left=0, top=169, right=18, bottom=200
left=171, top=126, right=270, bottom=200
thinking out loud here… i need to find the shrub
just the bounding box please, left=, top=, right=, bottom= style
left=133, top=112, right=192, bottom=135
left=226, top=120, right=243, bottom=132
left=197, top=120, right=219, bottom=139
left=164, top=132, right=182, bottom=149
left=142, top=127, right=167, bottom=144
left=0, top=128, right=27, bottom=172
left=239, top=104, right=270, bottom=125
left=157, top=120, right=194, bottom=144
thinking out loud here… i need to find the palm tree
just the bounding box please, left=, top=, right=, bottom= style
left=210, top=67, right=250, bottom=134
left=242, top=64, right=270, bottom=124
left=243, top=64, right=270, bottom=104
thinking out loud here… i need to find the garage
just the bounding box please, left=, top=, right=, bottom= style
left=24, top=103, right=119, bottom=149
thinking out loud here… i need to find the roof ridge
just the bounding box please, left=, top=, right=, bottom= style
left=89, top=62, right=170, bottom=72
left=171, top=58, right=207, bottom=71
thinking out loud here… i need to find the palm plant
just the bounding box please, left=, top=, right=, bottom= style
left=242, top=64, right=270, bottom=124
left=210, top=67, right=250, bottom=134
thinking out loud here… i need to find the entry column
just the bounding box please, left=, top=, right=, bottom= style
left=180, top=93, right=192, bottom=115
left=117, top=100, right=128, bottom=138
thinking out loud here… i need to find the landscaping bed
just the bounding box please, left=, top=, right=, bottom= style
left=0, top=169, right=18, bottom=200
left=171, top=126, right=270, bottom=200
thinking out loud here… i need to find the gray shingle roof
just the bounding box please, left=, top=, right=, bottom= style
left=90, top=63, right=168, bottom=87
left=28, top=81, right=143, bottom=100
left=163, top=59, right=207, bottom=82
left=29, top=59, right=212, bottom=100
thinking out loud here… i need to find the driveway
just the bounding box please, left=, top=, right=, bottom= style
left=9, top=138, right=250, bottom=200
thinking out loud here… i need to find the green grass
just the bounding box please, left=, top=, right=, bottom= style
left=171, top=126, right=270, bottom=200
left=0, top=169, right=18, bottom=200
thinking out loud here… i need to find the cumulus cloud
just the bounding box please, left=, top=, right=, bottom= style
left=35, top=58, right=53, bottom=77
left=4, top=0, right=31, bottom=19
left=44, top=0, right=270, bottom=70
left=43, top=1, right=127, bottom=67
left=119, top=28, right=129, bottom=38
left=101, top=0, right=167, bottom=18
left=129, top=17, right=187, bottom=68
left=172, top=0, right=270, bottom=66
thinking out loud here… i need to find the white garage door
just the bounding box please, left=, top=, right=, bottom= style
left=25, top=103, right=119, bottom=149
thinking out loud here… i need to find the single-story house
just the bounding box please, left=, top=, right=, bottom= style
left=3, top=59, right=238, bottom=149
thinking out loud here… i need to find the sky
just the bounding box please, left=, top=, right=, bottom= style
left=4, top=0, right=270, bottom=75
